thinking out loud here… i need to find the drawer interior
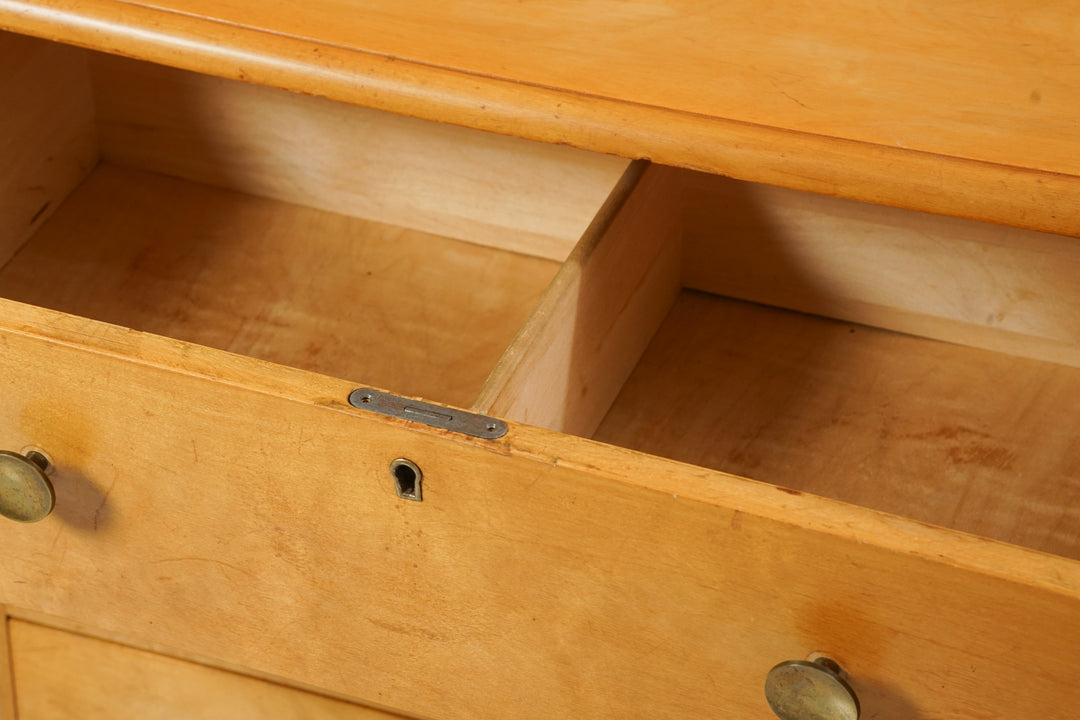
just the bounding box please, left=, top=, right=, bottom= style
left=478, top=165, right=1080, bottom=561
left=0, top=32, right=629, bottom=408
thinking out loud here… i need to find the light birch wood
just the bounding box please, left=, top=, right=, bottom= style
left=0, top=164, right=558, bottom=407
left=8, top=0, right=1080, bottom=178
left=6, top=606, right=416, bottom=714
left=2, top=5, right=1080, bottom=718
left=0, top=610, right=14, bottom=720
left=8, top=621, right=410, bottom=720
left=0, top=299, right=1078, bottom=720
left=474, top=162, right=682, bottom=435
left=100, top=0, right=1080, bottom=177
left=0, top=31, right=97, bottom=266
left=682, top=170, right=1080, bottom=367
left=3, top=2, right=1079, bottom=237
left=594, top=291, right=1080, bottom=560
left=89, top=53, right=628, bottom=262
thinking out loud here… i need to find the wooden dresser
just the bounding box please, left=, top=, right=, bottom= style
left=1, top=2, right=1078, bottom=718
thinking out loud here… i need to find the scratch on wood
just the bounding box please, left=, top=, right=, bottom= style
left=149, top=557, right=257, bottom=579
left=94, top=475, right=117, bottom=532
left=29, top=200, right=51, bottom=225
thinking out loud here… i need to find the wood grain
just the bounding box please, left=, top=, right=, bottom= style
left=594, top=291, right=1080, bottom=560
left=0, top=31, right=96, bottom=266
left=682, top=170, right=1080, bottom=367
left=8, top=621, right=409, bottom=720
left=3, top=1, right=1080, bottom=238
left=0, top=610, right=14, bottom=720
left=474, top=162, right=682, bottom=435
left=89, top=53, right=627, bottom=262
left=27, top=0, right=1080, bottom=177
left=0, top=164, right=558, bottom=407
left=0, top=299, right=1078, bottom=720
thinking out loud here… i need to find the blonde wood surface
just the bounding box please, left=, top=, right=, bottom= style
left=0, top=300, right=1079, bottom=718
left=3, top=3, right=1080, bottom=238
left=0, top=164, right=558, bottom=407
left=0, top=5, right=1077, bottom=718
left=89, top=53, right=627, bottom=262
left=683, top=170, right=1080, bottom=367
left=474, top=162, right=681, bottom=435
left=594, top=291, right=1080, bottom=560
left=9, top=621, right=410, bottom=720
left=111, top=0, right=1079, bottom=177
left=0, top=32, right=96, bottom=267
left=0, top=611, right=14, bottom=720
left=6, top=606, right=424, bottom=715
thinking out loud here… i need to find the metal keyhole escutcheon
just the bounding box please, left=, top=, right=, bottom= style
left=765, top=656, right=859, bottom=720
left=0, top=450, right=55, bottom=523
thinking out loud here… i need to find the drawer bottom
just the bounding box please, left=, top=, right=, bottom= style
left=594, top=290, right=1080, bottom=559
left=0, top=164, right=558, bottom=408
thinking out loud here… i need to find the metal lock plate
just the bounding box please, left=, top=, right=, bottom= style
left=348, top=389, right=508, bottom=439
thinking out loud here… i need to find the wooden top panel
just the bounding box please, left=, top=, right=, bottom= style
left=3, top=0, right=1080, bottom=235
left=132, top=0, right=1078, bottom=176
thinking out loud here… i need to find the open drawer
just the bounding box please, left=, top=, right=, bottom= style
left=1, top=29, right=1080, bottom=720
left=1, top=32, right=628, bottom=409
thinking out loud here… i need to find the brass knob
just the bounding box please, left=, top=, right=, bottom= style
left=0, top=450, right=55, bottom=523
left=765, top=656, right=859, bottom=720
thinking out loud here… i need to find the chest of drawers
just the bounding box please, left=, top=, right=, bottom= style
left=1, top=2, right=1079, bottom=718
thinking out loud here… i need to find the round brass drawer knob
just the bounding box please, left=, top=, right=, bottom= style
left=765, top=657, right=859, bottom=720
left=0, top=450, right=56, bottom=523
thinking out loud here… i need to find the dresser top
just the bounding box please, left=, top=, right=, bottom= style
left=5, top=0, right=1078, bottom=233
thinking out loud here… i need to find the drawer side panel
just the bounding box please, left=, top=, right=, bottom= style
left=0, top=32, right=97, bottom=266
left=89, top=53, right=628, bottom=262
left=683, top=170, right=1080, bottom=367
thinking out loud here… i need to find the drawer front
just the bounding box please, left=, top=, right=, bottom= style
left=1, top=301, right=1079, bottom=719
left=7, top=619, right=401, bottom=720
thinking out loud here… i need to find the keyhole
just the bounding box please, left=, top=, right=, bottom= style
left=389, top=458, right=422, bottom=501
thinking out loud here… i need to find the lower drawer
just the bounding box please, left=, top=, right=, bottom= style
left=7, top=619, right=401, bottom=719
